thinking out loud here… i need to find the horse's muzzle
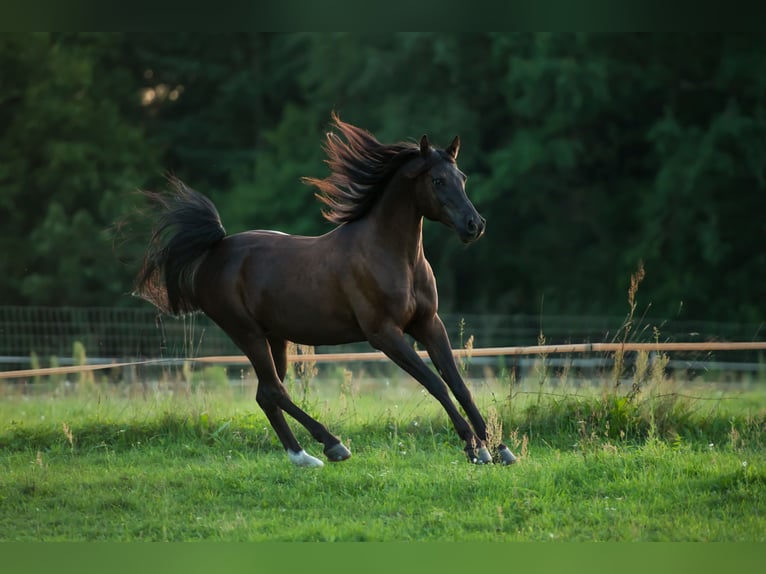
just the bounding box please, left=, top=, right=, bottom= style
left=460, top=214, right=486, bottom=243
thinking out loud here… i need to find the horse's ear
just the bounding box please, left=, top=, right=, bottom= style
left=446, top=135, right=460, bottom=160
left=419, top=134, right=430, bottom=158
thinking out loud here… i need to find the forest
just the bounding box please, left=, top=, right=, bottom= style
left=1, top=33, right=764, bottom=323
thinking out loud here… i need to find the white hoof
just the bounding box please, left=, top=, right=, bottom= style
left=287, top=449, right=324, bottom=468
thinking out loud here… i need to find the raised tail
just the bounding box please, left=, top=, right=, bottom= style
left=134, top=178, right=226, bottom=316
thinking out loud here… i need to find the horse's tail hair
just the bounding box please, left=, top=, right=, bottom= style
left=133, top=177, right=226, bottom=316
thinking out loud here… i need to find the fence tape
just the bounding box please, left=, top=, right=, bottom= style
left=1, top=341, right=764, bottom=380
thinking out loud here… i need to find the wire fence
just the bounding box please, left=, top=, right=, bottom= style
left=0, top=305, right=237, bottom=363
left=0, top=305, right=763, bottom=378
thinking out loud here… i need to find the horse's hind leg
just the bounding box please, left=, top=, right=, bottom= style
left=241, top=335, right=322, bottom=466
left=267, top=336, right=351, bottom=463
left=219, top=325, right=319, bottom=466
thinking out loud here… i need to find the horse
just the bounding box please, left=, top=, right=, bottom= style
left=134, top=113, right=517, bottom=467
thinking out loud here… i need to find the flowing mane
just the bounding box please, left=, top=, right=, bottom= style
left=303, top=113, right=423, bottom=224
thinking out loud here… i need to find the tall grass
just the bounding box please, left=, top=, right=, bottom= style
left=1, top=366, right=763, bottom=461
left=474, top=262, right=766, bottom=457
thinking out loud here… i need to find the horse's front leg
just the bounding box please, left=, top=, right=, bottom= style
left=408, top=314, right=517, bottom=465
left=366, top=323, right=486, bottom=462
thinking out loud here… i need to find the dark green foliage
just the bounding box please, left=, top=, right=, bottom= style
left=0, top=33, right=155, bottom=305
left=1, top=33, right=764, bottom=322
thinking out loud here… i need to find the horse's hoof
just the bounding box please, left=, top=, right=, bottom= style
left=477, top=446, right=493, bottom=464
left=465, top=446, right=492, bottom=464
left=499, top=445, right=517, bottom=465
left=325, top=442, right=352, bottom=462
left=287, top=449, right=324, bottom=468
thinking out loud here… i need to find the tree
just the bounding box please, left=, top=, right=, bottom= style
left=0, top=33, right=155, bottom=305
left=0, top=33, right=763, bottom=324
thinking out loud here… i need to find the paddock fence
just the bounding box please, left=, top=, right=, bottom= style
left=0, top=305, right=763, bottom=382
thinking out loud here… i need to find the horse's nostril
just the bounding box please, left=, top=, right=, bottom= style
left=466, top=215, right=485, bottom=238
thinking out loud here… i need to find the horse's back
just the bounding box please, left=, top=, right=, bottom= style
left=194, top=229, right=364, bottom=345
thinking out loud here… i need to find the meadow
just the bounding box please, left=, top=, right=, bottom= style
left=1, top=357, right=764, bottom=542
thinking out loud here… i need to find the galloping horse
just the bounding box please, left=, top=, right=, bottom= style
left=134, top=114, right=516, bottom=467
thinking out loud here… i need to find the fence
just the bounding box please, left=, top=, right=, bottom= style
left=0, top=306, right=238, bottom=363
left=0, top=305, right=763, bottom=375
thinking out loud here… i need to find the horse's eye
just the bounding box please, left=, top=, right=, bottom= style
left=432, top=178, right=444, bottom=187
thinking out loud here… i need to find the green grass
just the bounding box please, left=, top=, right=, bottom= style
left=1, top=375, right=764, bottom=541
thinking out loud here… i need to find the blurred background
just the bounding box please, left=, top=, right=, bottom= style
left=0, top=33, right=764, bottom=365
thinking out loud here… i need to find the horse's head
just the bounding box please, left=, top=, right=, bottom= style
left=407, top=135, right=486, bottom=244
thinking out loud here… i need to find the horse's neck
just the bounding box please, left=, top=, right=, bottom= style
left=365, top=176, right=424, bottom=265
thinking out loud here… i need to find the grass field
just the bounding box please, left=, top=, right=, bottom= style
left=1, top=365, right=765, bottom=542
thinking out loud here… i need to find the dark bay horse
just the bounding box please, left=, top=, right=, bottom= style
left=135, top=114, right=516, bottom=467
